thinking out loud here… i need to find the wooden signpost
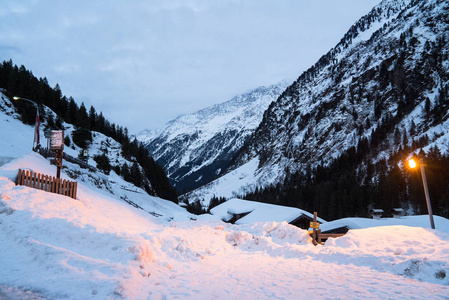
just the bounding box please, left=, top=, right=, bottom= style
left=310, top=212, right=319, bottom=246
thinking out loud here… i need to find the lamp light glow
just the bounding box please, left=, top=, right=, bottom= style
left=409, top=158, right=417, bottom=169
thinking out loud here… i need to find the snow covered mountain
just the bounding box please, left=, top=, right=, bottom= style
left=136, top=81, right=290, bottom=192
left=185, top=0, right=449, bottom=205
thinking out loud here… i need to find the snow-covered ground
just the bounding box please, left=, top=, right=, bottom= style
left=1, top=93, right=449, bottom=299
left=1, top=153, right=449, bottom=299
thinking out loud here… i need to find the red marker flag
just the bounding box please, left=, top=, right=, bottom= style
left=34, top=109, right=40, bottom=147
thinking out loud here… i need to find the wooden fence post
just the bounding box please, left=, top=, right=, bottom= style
left=25, top=170, right=30, bottom=186
left=17, top=169, right=22, bottom=185
left=63, top=180, right=67, bottom=196
left=32, top=171, right=37, bottom=188
left=43, top=174, right=48, bottom=192
left=73, top=182, right=77, bottom=199
left=22, top=170, right=26, bottom=186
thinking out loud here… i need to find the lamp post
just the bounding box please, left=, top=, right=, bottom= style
left=13, top=96, right=41, bottom=151
left=408, top=157, right=436, bottom=229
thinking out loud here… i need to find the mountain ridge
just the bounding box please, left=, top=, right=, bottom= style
left=136, top=80, right=291, bottom=192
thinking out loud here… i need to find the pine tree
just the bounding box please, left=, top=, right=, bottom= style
left=130, top=162, right=143, bottom=187
left=88, top=106, right=96, bottom=129
left=425, top=97, right=431, bottom=117
left=121, top=162, right=131, bottom=182
left=77, top=102, right=89, bottom=128
left=66, top=97, right=78, bottom=124
left=94, top=153, right=111, bottom=175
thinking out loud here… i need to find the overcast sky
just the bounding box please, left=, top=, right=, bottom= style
left=0, top=0, right=380, bottom=134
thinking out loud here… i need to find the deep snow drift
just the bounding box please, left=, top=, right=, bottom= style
left=0, top=153, right=449, bottom=299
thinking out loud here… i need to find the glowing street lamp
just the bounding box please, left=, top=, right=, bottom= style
left=13, top=96, right=41, bottom=151
left=408, top=157, right=436, bottom=229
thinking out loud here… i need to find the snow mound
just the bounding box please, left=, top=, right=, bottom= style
left=226, top=222, right=311, bottom=253
left=321, top=226, right=449, bottom=285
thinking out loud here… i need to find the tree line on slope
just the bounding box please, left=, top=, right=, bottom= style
left=245, top=139, right=449, bottom=221
left=0, top=60, right=177, bottom=202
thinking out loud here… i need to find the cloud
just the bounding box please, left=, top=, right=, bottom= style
left=0, top=45, right=23, bottom=57
left=0, top=0, right=381, bottom=133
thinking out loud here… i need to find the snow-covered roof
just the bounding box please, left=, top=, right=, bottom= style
left=321, top=215, right=449, bottom=233
left=210, top=198, right=327, bottom=225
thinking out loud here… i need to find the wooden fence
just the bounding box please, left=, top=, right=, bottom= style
left=17, top=169, right=77, bottom=199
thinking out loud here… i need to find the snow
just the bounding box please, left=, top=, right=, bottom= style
left=210, top=198, right=327, bottom=225
left=182, top=157, right=263, bottom=204
left=321, top=215, right=449, bottom=233
left=0, top=94, right=37, bottom=161
left=0, top=93, right=449, bottom=298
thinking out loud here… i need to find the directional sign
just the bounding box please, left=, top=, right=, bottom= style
left=310, top=221, right=320, bottom=229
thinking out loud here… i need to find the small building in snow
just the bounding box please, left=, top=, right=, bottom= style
left=369, top=209, right=384, bottom=220
left=391, top=208, right=405, bottom=219
left=210, top=198, right=326, bottom=229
